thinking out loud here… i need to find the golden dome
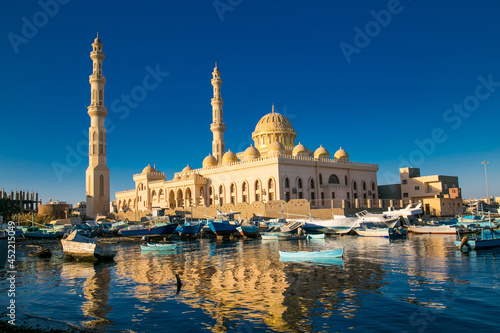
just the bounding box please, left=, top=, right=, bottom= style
left=268, top=141, right=285, bottom=152
left=314, top=145, right=330, bottom=159
left=222, top=150, right=239, bottom=165
left=142, top=164, right=157, bottom=174
left=254, top=111, right=295, bottom=133
left=182, top=165, right=194, bottom=173
left=292, top=142, right=309, bottom=157
left=244, top=145, right=260, bottom=159
left=202, top=154, right=218, bottom=168
left=334, top=147, right=349, bottom=161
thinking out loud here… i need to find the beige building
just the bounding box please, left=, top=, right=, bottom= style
left=114, top=65, right=379, bottom=219
left=379, top=167, right=463, bottom=217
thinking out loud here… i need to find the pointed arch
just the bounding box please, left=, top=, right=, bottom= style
left=185, top=188, right=192, bottom=207
left=242, top=180, right=249, bottom=203
left=230, top=182, right=237, bottom=204
left=268, top=177, right=276, bottom=201
left=328, top=174, right=340, bottom=184
left=168, top=190, right=175, bottom=209
left=254, top=179, right=262, bottom=202
left=176, top=189, right=184, bottom=208
left=319, top=173, right=323, bottom=185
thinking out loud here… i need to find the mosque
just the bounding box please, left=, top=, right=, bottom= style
left=114, top=69, right=379, bottom=216
left=83, top=35, right=379, bottom=218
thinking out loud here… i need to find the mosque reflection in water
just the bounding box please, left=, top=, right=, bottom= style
left=52, top=238, right=397, bottom=332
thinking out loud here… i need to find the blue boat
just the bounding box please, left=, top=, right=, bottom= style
left=279, top=248, right=344, bottom=259
left=236, top=225, right=260, bottom=237
left=455, top=228, right=500, bottom=252
left=208, top=219, right=240, bottom=236
left=176, top=221, right=204, bottom=237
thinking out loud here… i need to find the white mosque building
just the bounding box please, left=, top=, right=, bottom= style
left=113, top=60, right=379, bottom=216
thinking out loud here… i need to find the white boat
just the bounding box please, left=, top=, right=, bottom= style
left=61, top=231, right=116, bottom=261
left=279, top=248, right=344, bottom=259
left=409, top=225, right=458, bottom=234
left=354, top=222, right=408, bottom=238
left=383, top=203, right=423, bottom=222
left=303, top=216, right=358, bottom=234
left=140, top=243, right=177, bottom=251
left=354, top=210, right=402, bottom=228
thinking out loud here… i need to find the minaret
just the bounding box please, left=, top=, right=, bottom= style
left=86, top=33, right=110, bottom=218
left=210, top=63, right=226, bottom=163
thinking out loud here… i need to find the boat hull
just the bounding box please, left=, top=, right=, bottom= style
left=61, top=239, right=116, bottom=261
left=140, top=243, right=177, bottom=251
left=208, top=221, right=239, bottom=236
left=118, top=223, right=177, bottom=237
left=279, top=248, right=344, bottom=259
left=409, top=225, right=458, bottom=235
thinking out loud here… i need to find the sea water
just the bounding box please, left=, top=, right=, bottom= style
left=1, top=235, right=500, bottom=332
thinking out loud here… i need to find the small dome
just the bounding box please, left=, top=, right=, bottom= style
left=142, top=164, right=157, bottom=174
left=244, top=145, right=260, bottom=159
left=268, top=141, right=285, bottom=152
left=292, top=142, right=309, bottom=157
left=222, top=150, right=239, bottom=165
left=314, top=145, right=330, bottom=159
left=334, top=147, right=349, bottom=161
left=182, top=165, right=194, bottom=174
left=202, top=154, right=218, bottom=168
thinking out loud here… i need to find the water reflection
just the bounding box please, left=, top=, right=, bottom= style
left=2, top=235, right=500, bottom=332
left=60, top=260, right=114, bottom=328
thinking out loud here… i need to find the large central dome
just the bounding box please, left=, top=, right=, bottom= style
left=252, top=105, right=297, bottom=150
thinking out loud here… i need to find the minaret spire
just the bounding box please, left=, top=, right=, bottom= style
left=210, top=63, right=226, bottom=163
left=86, top=34, right=110, bottom=218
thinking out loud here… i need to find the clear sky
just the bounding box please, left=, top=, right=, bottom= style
left=1, top=0, right=499, bottom=205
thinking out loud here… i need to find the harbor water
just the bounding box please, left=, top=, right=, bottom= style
left=1, top=234, right=500, bottom=332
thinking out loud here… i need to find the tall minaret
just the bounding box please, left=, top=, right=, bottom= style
left=86, top=33, right=110, bottom=218
left=210, top=63, right=226, bottom=163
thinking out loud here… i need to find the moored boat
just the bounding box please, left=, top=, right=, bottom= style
left=279, top=248, right=344, bottom=259
left=118, top=219, right=177, bottom=238
left=455, top=228, right=500, bottom=252
left=61, top=230, right=116, bottom=261
left=306, top=233, right=325, bottom=239
left=22, top=226, right=61, bottom=239
left=176, top=220, right=204, bottom=237
left=236, top=225, right=260, bottom=238
left=409, top=225, right=477, bottom=235
left=277, top=234, right=307, bottom=241
left=140, top=243, right=177, bottom=251
left=354, top=225, right=407, bottom=238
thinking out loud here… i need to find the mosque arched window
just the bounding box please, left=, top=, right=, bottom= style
left=310, top=179, right=315, bottom=189
left=362, top=181, right=366, bottom=191
left=99, top=90, right=103, bottom=105
left=284, top=177, right=289, bottom=188
left=319, top=174, right=323, bottom=185
left=353, top=181, right=357, bottom=191
left=345, top=175, right=348, bottom=185
left=298, top=178, right=303, bottom=189
left=328, top=174, right=340, bottom=184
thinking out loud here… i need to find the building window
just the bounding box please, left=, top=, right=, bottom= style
left=298, top=178, right=302, bottom=189
left=347, top=192, right=350, bottom=199
left=353, top=182, right=357, bottom=191
left=403, top=193, right=408, bottom=198
left=328, top=174, right=340, bottom=184
left=310, top=179, right=315, bottom=189
left=345, top=175, right=348, bottom=185
left=284, top=177, right=289, bottom=188
left=332, top=192, right=335, bottom=199
left=362, top=182, right=366, bottom=191
left=99, top=144, right=103, bottom=154
left=99, top=175, right=104, bottom=196
left=319, top=174, right=323, bottom=185
left=402, top=180, right=407, bottom=185
left=415, top=186, right=420, bottom=190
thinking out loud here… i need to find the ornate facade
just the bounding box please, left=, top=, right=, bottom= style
left=115, top=65, right=378, bottom=215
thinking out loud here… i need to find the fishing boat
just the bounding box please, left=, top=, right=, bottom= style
left=61, top=230, right=116, bottom=261
left=354, top=224, right=407, bottom=238
left=22, top=226, right=61, bottom=239
left=279, top=248, right=344, bottom=259
left=455, top=228, right=500, bottom=252
left=207, top=212, right=242, bottom=236
left=118, top=217, right=178, bottom=238
left=176, top=220, right=204, bottom=237
left=140, top=243, right=177, bottom=251
left=302, top=216, right=358, bottom=234
left=409, top=225, right=477, bottom=235
left=236, top=225, right=260, bottom=238
left=277, top=234, right=307, bottom=241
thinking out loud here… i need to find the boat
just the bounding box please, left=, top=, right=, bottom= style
left=236, top=225, right=260, bottom=238
left=118, top=216, right=178, bottom=238
left=279, top=248, right=344, bottom=259
left=140, top=243, right=177, bottom=251
left=354, top=225, right=407, bottom=238
left=279, top=256, right=345, bottom=266
left=277, top=234, right=307, bottom=241
left=61, top=230, right=116, bottom=261
left=455, top=228, right=500, bottom=252
left=176, top=220, right=204, bottom=237
left=409, top=225, right=477, bottom=235
left=302, top=216, right=358, bottom=234
left=22, top=226, right=61, bottom=239
left=354, top=210, right=403, bottom=228
left=27, top=245, right=52, bottom=258
left=207, top=211, right=242, bottom=236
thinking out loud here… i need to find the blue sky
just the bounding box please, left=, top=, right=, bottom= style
left=1, top=0, right=499, bottom=205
